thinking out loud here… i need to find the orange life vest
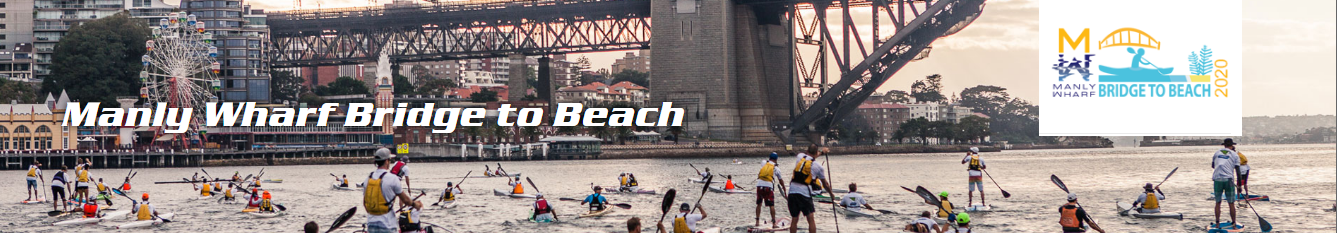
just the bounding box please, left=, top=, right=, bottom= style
left=1059, top=204, right=1081, bottom=228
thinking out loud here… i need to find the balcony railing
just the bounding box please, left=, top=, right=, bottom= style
left=34, top=25, right=71, bottom=30
left=35, top=4, right=124, bottom=9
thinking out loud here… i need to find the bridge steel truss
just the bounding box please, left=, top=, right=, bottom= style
left=268, top=0, right=652, bottom=67
left=778, top=0, right=986, bottom=143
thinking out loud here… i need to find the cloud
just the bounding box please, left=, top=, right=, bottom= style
left=1243, top=18, right=1337, bottom=53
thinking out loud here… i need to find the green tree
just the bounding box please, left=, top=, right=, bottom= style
left=415, top=78, right=456, bottom=95
left=0, top=80, right=40, bottom=103
left=555, top=125, right=581, bottom=136
left=270, top=70, right=305, bottom=103
left=611, top=70, right=649, bottom=87
left=393, top=74, right=417, bottom=95
left=667, top=125, right=684, bottom=144
left=297, top=92, right=325, bottom=107
left=910, top=74, right=945, bottom=104
left=958, top=85, right=1011, bottom=117
left=315, top=76, right=370, bottom=96
left=884, top=90, right=911, bottom=103
left=469, top=89, right=499, bottom=103
left=898, top=117, right=932, bottom=145
left=41, top=13, right=150, bottom=106
left=958, top=115, right=991, bottom=143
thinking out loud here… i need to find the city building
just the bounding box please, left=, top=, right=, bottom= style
left=183, top=0, right=271, bottom=102
left=459, top=70, right=499, bottom=87
left=610, top=49, right=650, bottom=74
left=555, top=81, right=649, bottom=106
left=0, top=43, right=34, bottom=82
left=406, top=60, right=464, bottom=84
left=0, top=97, right=79, bottom=151
left=548, top=54, right=579, bottom=88
left=853, top=103, right=909, bottom=143
left=33, top=0, right=125, bottom=79
left=0, top=0, right=34, bottom=82
left=941, top=104, right=977, bottom=123
left=904, top=103, right=941, bottom=121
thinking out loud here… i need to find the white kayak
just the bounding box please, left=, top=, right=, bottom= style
left=835, top=207, right=879, bottom=217
left=578, top=208, right=614, bottom=218
left=246, top=210, right=286, bottom=218
left=115, top=213, right=175, bottom=229
left=20, top=198, right=46, bottom=204
left=746, top=218, right=792, bottom=233
left=476, top=172, right=522, bottom=178
left=100, top=209, right=133, bottom=221
left=708, top=186, right=754, bottom=194
left=964, top=204, right=992, bottom=212
left=688, top=178, right=720, bottom=184
left=332, top=183, right=363, bottom=191
left=494, top=189, right=536, bottom=198
left=700, top=227, right=722, bottom=233
left=1116, top=201, right=1183, bottom=220
left=53, top=217, right=102, bottom=226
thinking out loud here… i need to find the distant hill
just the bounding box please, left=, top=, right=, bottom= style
left=1244, top=115, right=1336, bottom=137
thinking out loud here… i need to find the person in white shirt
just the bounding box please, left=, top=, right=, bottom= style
left=787, top=145, right=832, bottom=233
left=1210, top=138, right=1241, bottom=230
left=840, top=183, right=873, bottom=212
left=364, top=148, right=413, bottom=233
left=669, top=203, right=707, bottom=233
left=904, top=211, right=944, bottom=233
left=754, top=152, right=786, bottom=228
left=25, top=161, right=43, bottom=201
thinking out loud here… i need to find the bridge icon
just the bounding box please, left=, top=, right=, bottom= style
left=1098, top=27, right=1160, bottom=50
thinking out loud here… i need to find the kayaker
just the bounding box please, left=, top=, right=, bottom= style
left=671, top=203, right=707, bottom=233
left=364, top=148, right=414, bottom=233
left=390, top=155, right=412, bottom=193
left=1131, top=183, right=1166, bottom=213
left=95, top=178, right=113, bottom=206
left=1237, top=149, right=1251, bottom=197
left=788, top=145, right=832, bottom=233
left=213, top=181, right=223, bottom=192
left=132, top=193, right=160, bottom=221
left=724, top=175, right=737, bottom=191
left=1059, top=193, right=1105, bottom=233
left=581, top=186, right=609, bottom=212
left=698, top=167, right=712, bottom=181
left=51, top=165, right=70, bottom=212
left=485, top=165, right=493, bottom=177
left=619, top=173, right=629, bottom=191
left=246, top=188, right=262, bottom=208
left=336, top=174, right=350, bottom=188
left=222, top=183, right=236, bottom=202
left=903, top=211, right=942, bottom=233
left=397, top=200, right=425, bottom=232
left=626, top=216, right=666, bottom=233
left=755, top=152, right=786, bottom=228
left=510, top=177, right=525, bottom=194
left=951, top=213, right=971, bottom=233
left=1210, top=138, right=1241, bottom=229
left=82, top=199, right=100, bottom=218
left=960, top=147, right=986, bottom=207
left=25, top=161, right=42, bottom=202
left=440, top=182, right=461, bottom=203
left=531, top=193, right=557, bottom=222
left=1126, top=47, right=1150, bottom=69
left=201, top=180, right=214, bottom=197
left=840, top=183, right=873, bottom=213
left=258, top=190, right=276, bottom=212
left=120, top=176, right=132, bottom=191
left=232, top=172, right=241, bottom=182
left=936, top=192, right=955, bottom=220
left=495, top=164, right=509, bottom=176
left=625, top=173, right=640, bottom=192
left=252, top=176, right=263, bottom=189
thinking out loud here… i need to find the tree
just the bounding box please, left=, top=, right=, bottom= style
left=910, top=74, right=945, bottom=103
left=0, top=80, right=39, bottom=104
left=958, top=85, right=1011, bottom=117
left=41, top=13, right=151, bottom=107
left=615, top=126, right=634, bottom=145
left=576, top=56, right=592, bottom=71
left=578, top=72, right=601, bottom=86
left=315, top=76, right=370, bottom=96
left=958, top=115, right=991, bottom=143
left=519, top=126, right=541, bottom=142
left=611, top=70, right=650, bottom=87
left=898, top=117, right=932, bottom=145
left=469, top=89, right=499, bottom=103
left=410, top=64, right=429, bottom=77
left=667, top=125, right=684, bottom=144
left=415, top=78, right=456, bottom=95
left=297, top=92, right=326, bottom=107
left=555, top=125, right=581, bottom=136
left=270, top=70, right=305, bottom=104
left=393, top=74, right=417, bottom=95
left=884, top=90, right=911, bottom=103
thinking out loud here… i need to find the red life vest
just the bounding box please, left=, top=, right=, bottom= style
left=83, top=203, right=98, bottom=217
left=390, top=161, right=406, bottom=177
left=535, top=200, right=552, bottom=214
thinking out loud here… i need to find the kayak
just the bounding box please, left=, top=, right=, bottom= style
left=246, top=210, right=286, bottom=218
left=578, top=208, right=614, bottom=218
left=1207, top=222, right=1246, bottom=233
left=101, top=209, right=133, bottom=221
left=607, top=188, right=656, bottom=195
left=700, top=227, right=722, bottom=233
left=811, top=194, right=834, bottom=202
left=493, top=189, right=510, bottom=196
left=746, top=218, right=792, bottom=233
left=332, top=183, right=363, bottom=191
left=53, top=216, right=102, bottom=226
left=439, top=201, right=458, bottom=209
left=527, top=210, right=557, bottom=223
left=114, top=213, right=175, bottom=229
left=1116, top=201, right=1183, bottom=220
left=688, top=178, right=720, bottom=184
left=20, top=198, right=46, bottom=204
left=709, top=186, right=754, bottom=194
left=263, top=179, right=283, bottom=183
left=479, top=172, right=522, bottom=178
left=510, top=193, right=536, bottom=199
left=835, top=207, right=879, bottom=217
left=964, top=204, right=992, bottom=212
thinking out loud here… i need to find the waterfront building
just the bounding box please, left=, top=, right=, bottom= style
left=0, top=43, right=34, bottom=82
left=610, top=49, right=650, bottom=74
left=555, top=81, right=649, bottom=106
left=853, top=103, right=910, bottom=143
left=905, top=103, right=941, bottom=121
left=0, top=0, right=34, bottom=82
left=0, top=96, right=78, bottom=151
left=33, top=0, right=123, bottom=79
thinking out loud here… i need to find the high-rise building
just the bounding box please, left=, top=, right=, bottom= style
left=183, top=0, right=271, bottom=102
left=610, top=49, right=650, bottom=74
left=32, top=0, right=125, bottom=79
left=0, top=0, right=34, bottom=82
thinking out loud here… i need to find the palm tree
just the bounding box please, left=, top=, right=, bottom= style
left=667, top=125, right=684, bottom=144
left=616, top=126, right=634, bottom=145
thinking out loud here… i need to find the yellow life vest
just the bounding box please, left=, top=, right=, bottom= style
left=619, top=176, right=628, bottom=186
left=672, top=215, right=692, bottom=233
left=939, top=200, right=954, bottom=218
left=758, top=161, right=776, bottom=182
left=201, top=183, right=212, bottom=196
left=628, top=177, right=638, bottom=186
left=77, top=168, right=90, bottom=182
left=97, top=182, right=107, bottom=192
left=225, top=189, right=234, bottom=198
left=342, top=178, right=349, bottom=186
left=1238, top=152, right=1248, bottom=165
left=260, top=199, right=274, bottom=212
left=136, top=203, right=153, bottom=221
left=363, top=172, right=392, bottom=215
left=1142, top=191, right=1159, bottom=209
left=967, top=155, right=981, bottom=170
left=442, top=188, right=456, bottom=202
left=792, top=157, right=815, bottom=185
left=26, top=166, right=37, bottom=177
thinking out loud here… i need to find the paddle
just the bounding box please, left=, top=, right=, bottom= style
left=1139, top=57, right=1174, bottom=74
left=111, top=188, right=170, bottom=223
left=980, top=169, right=1011, bottom=198
left=324, top=207, right=357, bottom=233
left=433, top=171, right=471, bottom=206
left=822, top=149, right=841, bottom=233
left=688, top=175, right=712, bottom=215
left=525, top=177, right=557, bottom=221
left=1050, top=174, right=1097, bottom=230
left=495, top=163, right=506, bottom=176
left=655, top=189, right=677, bottom=233
left=201, top=169, right=213, bottom=180
left=1243, top=198, right=1272, bottom=232
left=1155, top=167, right=1179, bottom=189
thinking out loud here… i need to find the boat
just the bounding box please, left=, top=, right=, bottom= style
left=746, top=218, right=792, bottom=233
left=1207, top=222, right=1246, bottom=233
left=493, top=189, right=510, bottom=196
left=964, top=204, right=992, bottom=212
left=479, top=173, right=522, bottom=178
left=114, top=213, right=175, bottom=229
left=835, top=207, right=879, bottom=217
left=708, top=186, right=754, bottom=194
left=699, top=227, right=722, bottom=233
left=509, top=193, right=536, bottom=199
left=606, top=188, right=656, bottom=195
left=53, top=217, right=102, bottom=226
left=1116, top=201, right=1183, bottom=220
left=100, top=209, right=133, bottom=221
left=246, top=209, right=286, bottom=218
left=19, top=198, right=45, bottom=204
left=262, top=179, right=283, bottom=183
left=688, top=178, right=720, bottom=184
left=577, top=208, right=614, bottom=218
left=1098, top=65, right=1174, bottom=77
left=332, top=183, right=363, bottom=191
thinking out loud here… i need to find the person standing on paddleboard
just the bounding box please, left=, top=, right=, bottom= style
left=1131, top=183, right=1166, bottom=213
left=25, top=161, right=42, bottom=202
left=961, top=147, right=987, bottom=207
left=51, top=166, right=69, bottom=212
left=787, top=145, right=833, bottom=233
left=365, top=148, right=414, bottom=233
left=1059, top=193, right=1105, bottom=233
left=73, top=158, right=93, bottom=204
left=670, top=203, right=707, bottom=233
left=1211, top=138, right=1242, bottom=229
left=755, top=152, right=786, bottom=228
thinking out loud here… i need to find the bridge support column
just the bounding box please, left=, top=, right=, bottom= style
left=508, top=54, right=529, bottom=101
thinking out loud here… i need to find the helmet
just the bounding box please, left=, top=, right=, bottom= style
left=142, top=193, right=150, bottom=200
left=939, top=192, right=949, bottom=198
left=956, top=213, right=971, bottom=224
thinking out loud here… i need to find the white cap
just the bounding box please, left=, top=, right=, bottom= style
left=970, top=147, right=980, bottom=153
left=535, top=193, right=544, bottom=198
left=373, top=148, right=395, bottom=161
left=1067, top=193, right=1078, bottom=201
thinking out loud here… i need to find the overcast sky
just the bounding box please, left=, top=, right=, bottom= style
left=215, top=0, right=1334, bottom=117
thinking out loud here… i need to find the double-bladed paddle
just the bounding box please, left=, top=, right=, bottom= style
left=525, top=177, right=557, bottom=221
left=324, top=207, right=357, bottom=233
left=555, top=197, right=634, bottom=209
left=656, top=189, right=677, bottom=233
left=433, top=171, right=472, bottom=206
left=688, top=175, right=712, bottom=215
left=110, top=188, right=171, bottom=223
left=1050, top=174, right=1097, bottom=231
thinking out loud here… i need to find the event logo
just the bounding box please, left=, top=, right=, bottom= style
left=1049, top=28, right=1232, bottom=98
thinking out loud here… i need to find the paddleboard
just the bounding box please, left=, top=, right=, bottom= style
left=1205, top=193, right=1269, bottom=201
left=578, top=208, right=614, bottom=218
left=708, top=186, right=754, bottom=194
left=746, top=218, right=792, bottom=233
left=114, top=213, right=174, bottom=229
left=19, top=198, right=46, bottom=204
left=1116, top=201, right=1183, bottom=220
left=1207, top=222, right=1246, bottom=233
left=835, top=207, right=879, bottom=217
left=688, top=178, right=720, bottom=184
left=332, top=183, right=363, bottom=191
left=964, top=204, right=992, bottom=212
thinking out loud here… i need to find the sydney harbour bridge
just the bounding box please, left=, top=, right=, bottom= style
left=267, top=0, right=986, bottom=144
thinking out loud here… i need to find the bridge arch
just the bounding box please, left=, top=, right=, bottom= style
left=1099, top=27, right=1160, bottom=50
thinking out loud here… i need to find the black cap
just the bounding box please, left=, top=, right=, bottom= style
left=1221, top=138, right=1236, bottom=146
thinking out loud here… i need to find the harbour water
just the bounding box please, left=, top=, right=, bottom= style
left=2, top=144, right=1333, bottom=232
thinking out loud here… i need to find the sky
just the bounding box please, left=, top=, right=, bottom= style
left=210, top=0, right=1335, bottom=117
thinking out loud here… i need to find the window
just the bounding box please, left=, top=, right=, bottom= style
left=225, top=91, right=246, bottom=101
left=227, top=79, right=246, bottom=88
left=226, top=39, right=245, bottom=47
left=0, top=35, right=6, bottom=40
left=0, top=24, right=7, bottom=29
left=247, top=80, right=269, bottom=101
left=1, top=3, right=6, bottom=8
left=0, top=13, right=6, bottom=18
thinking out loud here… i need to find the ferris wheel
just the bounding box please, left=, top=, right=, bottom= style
left=140, top=12, right=221, bottom=138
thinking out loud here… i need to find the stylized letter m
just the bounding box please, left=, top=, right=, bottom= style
left=1059, top=28, right=1090, bottom=53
